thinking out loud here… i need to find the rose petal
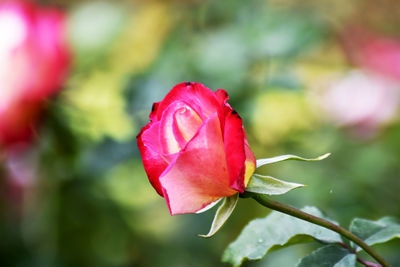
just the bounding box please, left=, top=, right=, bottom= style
left=173, top=104, right=203, bottom=143
left=149, top=102, right=160, bottom=122
left=223, top=108, right=247, bottom=192
left=137, top=122, right=168, bottom=196
left=160, top=113, right=236, bottom=215
left=155, top=82, right=223, bottom=122
left=159, top=102, right=183, bottom=154
left=159, top=100, right=203, bottom=154
left=244, top=137, right=256, bottom=186
left=215, top=88, right=229, bottom=105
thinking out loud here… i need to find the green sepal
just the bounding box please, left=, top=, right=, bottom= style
left=256, top=153, right=330, bottom=168
left=296, top=244, right=356, bottom=267
left=245, top=174, right=304, bottom=195
left=199, top=193, right=239, bottom=238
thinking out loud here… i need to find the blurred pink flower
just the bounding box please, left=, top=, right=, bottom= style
left=342, top=26, right=400, bottom=81
left=322, top=70, right=400, bottom=136
left=358, top=37, right=400, bottom=81
left=0, top=1, right=70, bottom=148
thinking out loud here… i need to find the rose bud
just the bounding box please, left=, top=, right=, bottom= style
left=137, top=82, right=256, bottom=215
left=0, top=1, right=70, bottom=148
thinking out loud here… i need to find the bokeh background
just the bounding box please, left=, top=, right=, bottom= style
left=1, top=0, right=400, bottom=266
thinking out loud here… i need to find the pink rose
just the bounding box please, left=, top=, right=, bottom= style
left=0, top=1, right=70, bottom=147
left=321, top=70, right=400, bottom=137
left=137, top=82, right=256, bottom=215
left=341, top=26, right=400, bottom=81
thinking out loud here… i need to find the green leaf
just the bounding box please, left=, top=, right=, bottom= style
left=222, top=206, right=342, bottom=266
left=199, top=194, right=239, bottom=238
left=245, top=174, right=304, bottom=195
left=349, top=217, right=400, bottom=251
left=296, top=244, right=356, bottom=267
left=256, top=153, right=330, bottom=168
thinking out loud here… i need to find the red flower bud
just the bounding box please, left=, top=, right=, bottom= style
left=137, top=82, right=256, bottom=215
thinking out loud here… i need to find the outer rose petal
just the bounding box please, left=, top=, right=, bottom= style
left=149, top=102, right=160, bottom=122
left=160, top=113, right=236, bottom=215
left=244, top=137, right=256, bottom=186
left=215, top=88, right=229, bottom=105
left=137, top=122, right=168, bottom=196
left=215, top=88, right=256, bottom=191
left=155, top=82, right=223, bottom=122
left=223, top=109, right=246, bottom=192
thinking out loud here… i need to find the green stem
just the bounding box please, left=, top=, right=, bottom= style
left=252, top=195, right=390, bottom=267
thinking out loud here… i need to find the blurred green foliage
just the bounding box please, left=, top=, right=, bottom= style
left=1, top=0, right=400, bottom=266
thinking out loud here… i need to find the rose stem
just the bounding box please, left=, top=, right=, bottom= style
left=251, top=194, right=390, bottom=267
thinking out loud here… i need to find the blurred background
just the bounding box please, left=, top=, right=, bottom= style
left=1, top=0, right=400, bottom=266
